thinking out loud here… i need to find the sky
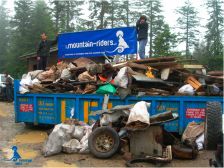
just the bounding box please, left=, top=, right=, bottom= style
left=5, top=0, right=220, bottom=53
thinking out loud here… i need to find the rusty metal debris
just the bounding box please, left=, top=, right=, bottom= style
left=19, top=56, right=223, bottom=96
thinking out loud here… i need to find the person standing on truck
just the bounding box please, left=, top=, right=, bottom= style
left=136, top=15, right=148, bottom=59
left=37, top=32, right=58, bottom=70
left=5, top=73, right=13, bottom=101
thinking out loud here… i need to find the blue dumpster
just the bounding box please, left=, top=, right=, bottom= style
left=14, top=80, right=223, bottom=134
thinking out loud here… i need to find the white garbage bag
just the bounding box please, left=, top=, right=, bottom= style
left=127, top=101, right=151, bottom=125
left=19, top=73, right=32, bottom=94
left=28, top=70, right=43, bottom=79
left=42, top=123, right=75, bottom=157
left=60, top=68, right=71, bottom=80
left=196, top=133, right=204, bottom=150
left=178, top=84, right=195, bottom=95
left=32, top=78, right=41, bottom=85
left=78, top=126, right=92, bottom=154
left=20, top=73, right=32, bottom=86
left=72, top=126, right=84, bottom=141
left=62, top=139, right=81, bottom=154
left=114, top=67, right=129, bottom=88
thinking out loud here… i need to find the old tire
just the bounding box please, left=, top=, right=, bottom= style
left=205, top=102, right=222, bottom=150
left=88, top=126, right=120, bottom=158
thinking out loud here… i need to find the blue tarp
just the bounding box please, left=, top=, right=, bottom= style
left=58, top=27, right=137, bottom=58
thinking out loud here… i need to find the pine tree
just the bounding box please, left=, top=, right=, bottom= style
left=89, top=0, right=111, bottom=30
left=205, top=0, right=223, bottom=58
left=30, top=0, right=55, bottom=48
left=107, top=0, right=121, bottom=28
left=7, top=0, right=33, bottom=77
left=153, top=24, right=177, bottom=56
left=49, top=0, right=63, bottom=32
left=11, top=0, right=33, bottom=53
left=50, top=0, right=84, bottom=32
left=176, top=0, right=199, bottom=58
left=0, top=0, right=10, bottom=72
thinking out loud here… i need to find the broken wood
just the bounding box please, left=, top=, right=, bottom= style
left=183, top=64, right=204, bottom=69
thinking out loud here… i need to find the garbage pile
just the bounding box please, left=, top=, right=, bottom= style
left=43, top=100, right=205, bottom=166
left=19, top=56, right=223, bottom=97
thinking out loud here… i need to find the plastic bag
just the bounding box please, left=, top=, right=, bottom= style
left=42, top=123, right=75, bottom=157
left=60, top=68, right=71, bottom=80
left=78, top=126, right=92, bottom=154
left=78, top=71, right=96, bottom=82
left=178, top=84, right=195, bottom=95
left=20, top=74, right=32, bottom=86
left=127, top=101, right=150, bottom=125
left=182, top=122, right=204, bottom=147
left=37, top=66, right=57, bottom=81
left=19, top=74, right=32, bottom=94
left=32, top=78, right=40, bottom=85
left=96, top=83, right=116, bottom=94
left=28, top=70, right=43, bottom=79
left=196, top=133, right=204, bottom=150
left=62, top=139, right=81, bottom=154
left=72, top=126, right=84, bottom=141
left=114, top=67, right=128, bottom=88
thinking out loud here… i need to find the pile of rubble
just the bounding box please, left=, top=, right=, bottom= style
left=19, top=56, right=223, bottom=97
left=43, top=101, right=205, bottom=166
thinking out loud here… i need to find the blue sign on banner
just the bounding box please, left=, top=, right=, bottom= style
left=58, top=27, right=137, bottom=58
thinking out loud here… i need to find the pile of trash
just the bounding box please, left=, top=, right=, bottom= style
left=19, top=56, right=223, bottom=97
left=43, top=100, right=205, bottom=166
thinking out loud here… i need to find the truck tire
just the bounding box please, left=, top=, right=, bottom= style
left=88, top=126, right=120, bottom=158
left=205, top=102, right=222, bottom=150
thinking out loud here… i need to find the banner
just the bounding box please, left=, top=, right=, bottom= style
left=58, top=27, right=137, bottom=58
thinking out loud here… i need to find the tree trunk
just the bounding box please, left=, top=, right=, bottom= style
left=66, top=1, right=70, bottom=31
left=186, top=5, right=189, bottom=58
left=126, top=0, right=129, bottom=27
left=55, top=1, right=59, bottom=32
left=111, top=0, right=114, bottom=28
left=149, top=0, right=153, bottom=57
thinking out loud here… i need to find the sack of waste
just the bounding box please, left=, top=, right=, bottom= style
left=78, top=126, right=92, bottom=154
left=42, top=123, right=75, bottom=157
left=62, top=139, right=81, bottom=154
left=126, top=101, right=151, bottom=125
left=114, top=67, right=129, bottom=88
left=178, top=84, right=195, bottom=95
left=72, top=126, right=84, bottom=141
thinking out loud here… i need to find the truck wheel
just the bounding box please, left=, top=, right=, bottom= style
left=88, top=126, right=120, bottom=158
left=205, top=102, right=222, bottom=150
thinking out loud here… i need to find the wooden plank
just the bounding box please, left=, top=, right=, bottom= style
left=132, top=56, right=176, bottom=64
left=183, top=64, right=204, bottom=69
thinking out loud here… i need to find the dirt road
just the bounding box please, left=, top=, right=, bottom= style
left=0, top=102, right=214, bottom=167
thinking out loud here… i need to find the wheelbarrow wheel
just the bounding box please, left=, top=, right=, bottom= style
left=88, top=126, right=120, bottom=158
left=205, top=102, right=222, bottom=150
